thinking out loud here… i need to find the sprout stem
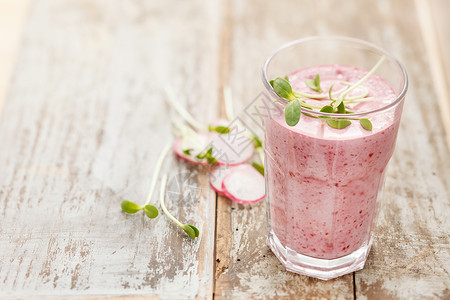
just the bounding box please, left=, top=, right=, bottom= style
left=159, top=174, right=183, bottom=227
left=224, top=86, right=235, bottom=121
left=335, top=55, right=386, bottom=108
left=144, top=143, right=171, bottom=206
left=344, top=97, right=376, bottom=104
left=164, top=87, right=206, bottom=131
left=172, top=118, right=197, bottom=136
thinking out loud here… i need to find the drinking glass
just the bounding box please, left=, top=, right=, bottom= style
left=261, top=36, right=408, bottom=280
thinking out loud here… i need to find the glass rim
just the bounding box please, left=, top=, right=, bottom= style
left=261, top=36, right=408, bottom=117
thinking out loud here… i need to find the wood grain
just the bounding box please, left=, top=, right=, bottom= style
left=1, top=0, right=449, bottom=298
left=0, top=0, right=31, bottom=114
left=214, top=0, right=358, bottom=299
left=416, top=0, right=450, bottom=151
left=354, top=1, right=450, bottom=298
left=0, top=0, right=220, bottom=298
left=215, top=0, right=450, bottom=299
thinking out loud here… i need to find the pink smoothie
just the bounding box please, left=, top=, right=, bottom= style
left=265, top=65, right=401, bottom=259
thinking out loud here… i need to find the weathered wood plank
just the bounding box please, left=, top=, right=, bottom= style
left=0, top=0, right=220, bottom=298
left=351, top=0, right=450, bottom=299
left=214, top=0, right=449, bottom=299
left=214, top=0, right=357, bottom=298
left=416, top=0, right=450, bottom=151
left=0, top=0, right=31, bottom=113
left=426, top=0, right=450, bottom=150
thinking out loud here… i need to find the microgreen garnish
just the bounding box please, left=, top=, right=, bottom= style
left=121, top=201, right=159, bottom=218
left=251, top=135, right=263, bottom=148
left=333, top=56, right=386, bottom=109
left=328, top=84, right=337, bottom=101
left=121, top=200, right=144, bottom=214
left=320, top=105, right=333, bottom=113
left=196, top=147, right=218, bottom=164
left=183, top=148, right=194, bottom=155
left=252, top=162, right=264, bottom=176
left=121, top=143, right=171, bottom=219
left=159, top=174, right=200, bottom=239
left=337, top=101, right=346, bottom=114
left=327, top=119, right=352, bottom=129
left=285, top=99, right=301, bottom=126
left=305, top=74, right=322, bottom=93
left=270, top=56, right=386, bottom=130
left=271, top=77, right=296, bottom=100
left=208, top=125, right=231, bottom=134
left=360, top=118, right=373, bottom=131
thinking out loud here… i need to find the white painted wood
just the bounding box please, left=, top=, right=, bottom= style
left=0, top=0, right=449, bottom=298
left=0, top=0, right=220, bottom=298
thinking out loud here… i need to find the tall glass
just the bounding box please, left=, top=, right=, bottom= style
left=261, top=37, right=408, bottom=280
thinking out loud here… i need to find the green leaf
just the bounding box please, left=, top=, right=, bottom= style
left=121, top=200, right=142, bottom=214
left=333, top=97, right=344, bottom=109
left=272, top=77, right=296, bottom=100
left=206, top=155, right=218, bottom=165
left=252, top=135, right=263, bottom=148
left=314, top=74, right=322, bottom=92
left=196, top=152, right=206, bottom=159
left=360, top=118, right=373, bottom=131
left=212, top=126, right=230, bottom=134
left=144, top=204, right=159, bottom=218
left=305, top=74, right=322, bottom=93
left=320, top=105, right=334, bottom=113
left=327, top=119, right=352, bottom=129
left=182, top=224, right=199, bottom=239
left=284, top=75, right=289, bottom=82
left=252, top=162, right=264, bottom=176
left=337, top=101, right=346, bottom=114
left=305, top=79, right=316, bottom=90
left=269, top=79, right=274, bottom=87
left=284, top=99, right=301, bottom=126
left=182, top=148, right=193, bottom=155
left=196, top=147, right=218, bottom=164
left=187, top=224, right=200, bottom=237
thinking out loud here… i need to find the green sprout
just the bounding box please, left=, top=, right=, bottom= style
left=159, top=174, right=200, bottom=239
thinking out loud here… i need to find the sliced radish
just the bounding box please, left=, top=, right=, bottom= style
left=210, top=130, right=254, bottom=166
left=173, top=129, right=255, bottom=166
left=222, top=164, right=265, bottom=204
left=172, top=133, right=211, bottom=165
left=209, top=165, right=234, bottom=194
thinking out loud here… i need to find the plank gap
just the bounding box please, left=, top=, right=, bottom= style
left=212, top=191, right=219, bottom=300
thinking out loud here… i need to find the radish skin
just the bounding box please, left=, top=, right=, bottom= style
left=209, top=165, right=234, bottom=194
left=210, top=131, right=254, bottom=166
left=172, top=134, right=210, bottom=165
left=221, top=164, right=265, bottom=204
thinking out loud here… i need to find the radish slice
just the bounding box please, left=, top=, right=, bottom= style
left=173, top=129, right=255, bottom=166
left=210, top=131, right=254, bottom=166
left=172, top=133, right=211, bottom=165
left=222, top=164, right=265, bottom=204
left=209, top=165, right=234, bottom=194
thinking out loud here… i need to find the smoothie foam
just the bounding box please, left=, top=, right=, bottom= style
left=265, top=64, right=400, bottom=259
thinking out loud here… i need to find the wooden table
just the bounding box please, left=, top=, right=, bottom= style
left=0, top=0, right=449, bottom=299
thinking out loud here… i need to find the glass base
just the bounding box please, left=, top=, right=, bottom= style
left=267, top=230, right=371, bottom=280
